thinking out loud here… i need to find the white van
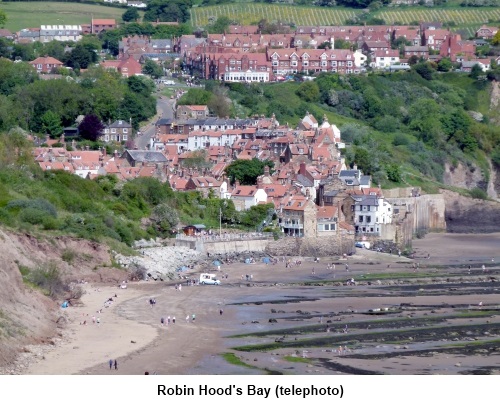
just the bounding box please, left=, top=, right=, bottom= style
left=355, top=241, right=371, bottom=249
left=161, top=79, right=175, bottom=85
left=199, top=273, right=221, bottom=285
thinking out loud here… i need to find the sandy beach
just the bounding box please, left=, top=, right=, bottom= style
left=19, top=232, right=500, bottom=375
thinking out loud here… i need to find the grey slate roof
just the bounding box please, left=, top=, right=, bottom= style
left=355, top=195, right=378, bottom=206
left=123, top=150, right=168, bottom=163
left=296, top=174, right=314, bottom=187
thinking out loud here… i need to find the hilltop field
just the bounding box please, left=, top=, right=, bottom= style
left=0, top=2, right=140, bottom=31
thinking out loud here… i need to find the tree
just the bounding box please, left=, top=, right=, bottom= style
left=78, top=114, right=105, bottom=142
left=65, top=44, right=96, bottom=69
left=123, top=8, right=140, bottom=22
left=333, top=38, right=355, bottom=50
left=437, top=57, right=453, bottom=72
left=413, top=62, right=435, bottom=80
left=491, top=30, right=500, bottom=46
left=144, top=0, right=192, bottom=23
left=41, top=110, right=63, bottom=137
left=469, top=64, right=483, bottom=79
left=0, top=8, right=6, bottom=28
left=0, top=37, right=12, bottom=59
left=151, top=203, right=179, bottom=234
left=225, top=158, right=274, bottom=185
left=386, top=163, right=402, bottom=183
left=208, top=16, right=231, bottom=34
left=142, top=59, right=163, bottom=78
left=295, top=81, right=319, bottom=102
left=177, top=88, right=213, bottom=106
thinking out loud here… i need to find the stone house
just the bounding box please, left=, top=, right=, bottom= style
left=102, top=120, right=133, bottom=143
left=176, top=105, right=210, bottom=120
left=278, top=194, right=317, bottom=238
left=184, top=176, right=227, bottom=198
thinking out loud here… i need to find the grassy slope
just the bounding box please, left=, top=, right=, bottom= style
left=0, top=2, right=144, bottom=32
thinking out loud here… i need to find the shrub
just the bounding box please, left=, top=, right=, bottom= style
left=470, top=188, right=487, bottom=200
left=28, top=260, right=66, bottom=298
left=392, top=133, right=410, bottom=146
left=7, top=198, right=57, bottom=218
left=62, top=248, right=77, bottom=264
left=19, top=208, right=49, bottom=225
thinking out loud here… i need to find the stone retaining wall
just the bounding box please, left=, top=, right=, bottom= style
left=265, top=234, right=355, bottom=257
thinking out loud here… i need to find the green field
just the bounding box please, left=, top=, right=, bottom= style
left=191, top=3, right=500, bottom=34
left=0, top=1, right=143, bottom=32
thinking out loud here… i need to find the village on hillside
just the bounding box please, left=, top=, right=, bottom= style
left=1, top=19, right=497, bottom=78
left=33, top=107, right=446, bottom=249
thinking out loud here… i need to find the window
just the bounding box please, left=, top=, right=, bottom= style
left=123, top=128, right=128, bottom=133
left=111, top=128, right=116, bottom=133
left=366, top=216, right=371, bottom=223
left=359, top=215, right=364, bottom=222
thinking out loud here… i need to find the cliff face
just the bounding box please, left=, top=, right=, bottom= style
left=0, top=230, right=123, bottom=370
left=443, top=161, right=487, bottom=194
left=442, top=189, right=500, bottom=233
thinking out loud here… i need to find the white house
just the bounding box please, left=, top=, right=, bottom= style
left=223, top=69, right=270, bottom=83
left=230, top=183, right=268, bottom=211
left=353, top=194, right=392, bottom=235
left=371, top=49, right=400, bottom=69
left=187, top=130, right=241, bottom=151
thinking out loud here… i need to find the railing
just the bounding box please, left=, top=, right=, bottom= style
left=176, top=232, right=273, bottom=242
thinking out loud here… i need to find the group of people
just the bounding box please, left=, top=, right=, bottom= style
left=160, top=316, right=176, bottom=326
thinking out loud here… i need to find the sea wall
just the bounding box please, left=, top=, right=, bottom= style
left=265, top=234, right=355, bottom=257
left=176, top=234, right=355, bottom=257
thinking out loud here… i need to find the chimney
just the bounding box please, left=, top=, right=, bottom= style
left=299, top=161, right=306, bottom=176
left=257, top=176, right=263, bottom=189
left=264, top=165, right=270, bottom=176
left=114, top=150, right=119, bottom=158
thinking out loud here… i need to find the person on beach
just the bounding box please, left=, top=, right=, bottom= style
left=109, top=359, right=113, bottom=369
left=186, top=315, right=189, bottom=322
left=192, top=314, right=196, bottom=322
left=160, top=317, right=164, bottom=326
left=172, top=316, right=175, bottom=324
left=114, top=359, right=118, bottom=370
left=220, top=308, right=223, bottom=315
